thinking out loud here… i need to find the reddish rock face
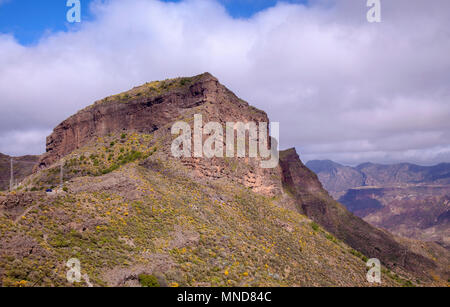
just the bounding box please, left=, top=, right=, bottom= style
left=279, top=148, right=325, bottom=197
left=39, top=73, right=263, bottom=167
left=39, top=73, right=218, bottom=168
left=37, top=72, right=283, bottom=196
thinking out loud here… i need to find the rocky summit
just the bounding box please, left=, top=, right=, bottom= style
left=0, top=73, right=448, bottom=287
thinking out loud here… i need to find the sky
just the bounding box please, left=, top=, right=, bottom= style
left=0, top=0, right=308, bottom=45
left=0, top=0, right=449, bottom=166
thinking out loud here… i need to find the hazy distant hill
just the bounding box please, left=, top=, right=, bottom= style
left=305, top=160, right=365, bottom=199
left=306, top=160, right=450, bottom=248
left=0, top=153, right=40, bottom=191
left=306, top=160, right=450, bottom=198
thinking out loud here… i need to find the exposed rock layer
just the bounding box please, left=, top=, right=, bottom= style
left=39, top=73, right=228, bottom=168
left=38, top=73, right=282, bottom=197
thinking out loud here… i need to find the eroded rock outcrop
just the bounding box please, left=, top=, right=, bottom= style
left=39, top=73, right=222, bottom=168
left=38, top=73, right=282, bottom=197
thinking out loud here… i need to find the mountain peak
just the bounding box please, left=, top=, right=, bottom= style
left=38, top=73, right=260, bottom=169
left=279, top=147, right=298, bottom=159
left=196, top=71, right=218, bottom=81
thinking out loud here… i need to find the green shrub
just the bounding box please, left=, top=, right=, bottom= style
left=310, top=222, right=320, bottom=232
left=138, top=274, right=160, bottom=287
left=101, top=164, right=120, bottom=175
left=350, top=249, right=368, bottom=262
left=49, top=235, right=70, bottom=248
left=403, top=280, right=414, bottom=287
left=350, top=249, right=362, bottom=258
left=325, top=233, right=338, bottom=243
left=180, top=78, right=190, bottom=86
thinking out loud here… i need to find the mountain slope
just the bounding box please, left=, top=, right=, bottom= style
left=0, top=146, right=401, bottom=287
left=281, top=149, right=448, bottom=280
left=341, top=185, right=450, bottom=248
left=0, top=73, right=448, bottom=286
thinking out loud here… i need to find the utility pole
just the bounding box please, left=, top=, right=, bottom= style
left=60, top=160, right=64, bottom=188
left=10, top=158, right=13, bottom=191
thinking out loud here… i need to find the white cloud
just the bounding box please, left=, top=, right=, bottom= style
left=0, top=129, right=51, bottom=157
left=0, top=0, right=449, bottom=166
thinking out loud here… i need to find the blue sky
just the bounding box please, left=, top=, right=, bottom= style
left=0, top=0, right=92, bottom=45
left=0, top=0, right=307, bottom=45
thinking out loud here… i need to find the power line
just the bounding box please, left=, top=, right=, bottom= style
left=10, top=158, right=13, bottom=191
left=1, top=159, right=44, bottom=191
left=0, top=161, right=38, bottom=165
left=60, top=161, right=64, bottom=187
left=15, top=161, right=39, bottom=165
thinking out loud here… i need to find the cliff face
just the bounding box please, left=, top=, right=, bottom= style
left=38, top=72, right=282, bottom=197
left=40, top=73, right=226, bottom=168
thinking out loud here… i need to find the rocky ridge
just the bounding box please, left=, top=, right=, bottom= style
left=0, top=73, right=448, bottom=287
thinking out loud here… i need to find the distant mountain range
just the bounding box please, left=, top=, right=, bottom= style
left=306, top=160, right=450, bottom=197
left=306, top=160, right=450, bottom=248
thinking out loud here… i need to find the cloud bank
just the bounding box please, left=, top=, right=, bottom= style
left=0, top=0, right=449, bottom=166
